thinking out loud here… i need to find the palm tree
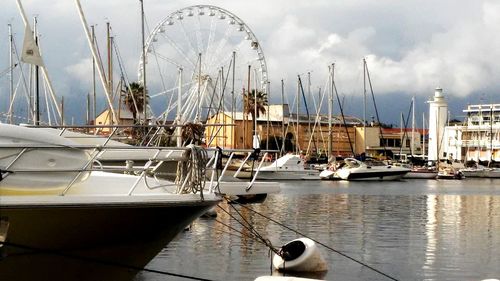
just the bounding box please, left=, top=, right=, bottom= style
left=123, top=82, right=147, bottom=124
left=181, top=122, right=205, bottom=145
left=243, top=89, right=268, bottom=136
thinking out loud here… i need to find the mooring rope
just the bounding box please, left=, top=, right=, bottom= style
left=0, top=242, right=215, bottom=281
left=223, top=198, right=400, bottom=281
left=175, top=144, right=207, bottom=199
left=217, top=198, right=280, bottom=256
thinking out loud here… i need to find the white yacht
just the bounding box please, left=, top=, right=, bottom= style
left=32, top=126, right=280, bottom=199
left=322, top=158, right=410, bottom=181
left=0, top=123, right=220, bottom=279
left=237, top=154, right=319, bottom=180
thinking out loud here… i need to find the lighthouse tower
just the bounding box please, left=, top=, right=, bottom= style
left=427, top=88, right=448, bottom=162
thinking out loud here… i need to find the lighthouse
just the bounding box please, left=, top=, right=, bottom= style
left=427, top=88, right=448, bottom=162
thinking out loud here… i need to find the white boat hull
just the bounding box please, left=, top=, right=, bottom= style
left=0, top=194, right=217, bottom=279
left=403, top=171, right=438, bottom=179
left=337, top=168, right=409, bottom=181
left=319, top=169, right=340, bottom=180
left=252, top=170, right=320, bottom=180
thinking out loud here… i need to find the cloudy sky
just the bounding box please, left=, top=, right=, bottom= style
left=1, top=0, right=499, bottom=125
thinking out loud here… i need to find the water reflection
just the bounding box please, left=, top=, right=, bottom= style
left=137, top=180, right=500, bottom=281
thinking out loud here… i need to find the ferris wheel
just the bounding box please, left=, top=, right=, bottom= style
left=139, top=5, right=269, bottom=123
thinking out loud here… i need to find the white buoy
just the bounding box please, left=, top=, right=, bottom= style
left=273, top=238, right=327, bottom=272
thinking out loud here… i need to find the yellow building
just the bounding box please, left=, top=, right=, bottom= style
left=205, top=104, right=363, bottom=157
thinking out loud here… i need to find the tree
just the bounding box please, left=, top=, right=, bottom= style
left=123, top=82, right=148, bottom=124
left=243, top=89, right=268, bottom=137
left=181, top=122, right=205, bottom=145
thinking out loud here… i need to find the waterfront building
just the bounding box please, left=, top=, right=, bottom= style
left=444, top=104, right=500, bottom=162
left=205, top=104, right=363, bottom=157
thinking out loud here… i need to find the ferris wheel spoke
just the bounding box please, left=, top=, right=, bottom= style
left=205, top=23, right=235, bottom=73
left=178, top=19, right=200, bottom=64
left=158, top=32, right=196, bottom=69
left=195, top=12, right=205, bottom=54
left=202, top=15, right=217, bottom=71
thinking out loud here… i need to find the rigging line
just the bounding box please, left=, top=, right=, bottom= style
left=204, top=70, right=221, bottom=121
left=298, top=77, right=317, bottom=153
left=305, top=85, right=326, bottom=155
left=217, top=59, right=234, bottom=113
left=0, top=242, right=215, bottom=281
left=12, top=40, right=34, bottom=116
left=42, top=77, right=53, bottom=125
left=230, top=200, right=400, bottom=281
left=399, top=99, right=413, bottom=157
left=147, top=45, right=169, bottom=99
left=332, top=68, right=355, bottom=155
left=364, top=61, right=388, bottom=157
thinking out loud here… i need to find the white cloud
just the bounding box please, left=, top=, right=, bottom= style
left=2, top=0, right=500, bottom=123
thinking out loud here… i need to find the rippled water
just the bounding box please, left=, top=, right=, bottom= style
left=135, top=179, right=500, bottom=281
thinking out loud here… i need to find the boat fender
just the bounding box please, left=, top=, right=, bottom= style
left=273, top=237, right=327, bottom=272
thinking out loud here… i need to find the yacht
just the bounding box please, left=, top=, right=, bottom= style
left=322, top=158, right=410, bottom=181
left=32, top=126, right=280, bottom=199
left=236, top=154, right=319, bottom=180
left=0, top=123, right=220, bottom=279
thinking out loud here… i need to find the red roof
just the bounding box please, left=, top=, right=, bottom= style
left=382, top=128, right=428, bottom=135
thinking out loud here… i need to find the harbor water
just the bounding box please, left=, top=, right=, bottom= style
left=136, top=179, right=500, bottom=281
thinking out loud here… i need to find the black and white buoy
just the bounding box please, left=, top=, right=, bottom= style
left=272, top=237, right=327, bottom=272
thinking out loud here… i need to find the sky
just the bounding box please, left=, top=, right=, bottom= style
left=1, top=0, right=499, bottom=126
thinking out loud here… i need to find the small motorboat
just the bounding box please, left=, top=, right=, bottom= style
left=437, top=166, right=464, bottom=179
left=333, top=158, right=410, bottom=181
left=237, top=154, right=319, bottom=180
left=403, top=166, right=438, bottom=179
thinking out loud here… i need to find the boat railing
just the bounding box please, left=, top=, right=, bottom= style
left=0, top=143, right=211, bottom=198
left=13, top=124, right=277, bottom=194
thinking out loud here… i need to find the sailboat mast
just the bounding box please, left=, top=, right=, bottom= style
left=140, top=0, right=147, bottom=124
left=307, top=72, right=312, bottom=146
left=177, top=67, right=183, bottom=147
left=328, top=64, right=333, bottom=159
left=8, top=23, right=14, bottom=124
left=296, top=76, right=300, bottom=154
left=34, top=17, right=40, bottom=125
left=91, top=25, right=97, bottom=123
left=75, top=0, right=117, bottom=124
left=363, top=58, right=367, bottom=153
left=490, top=105, right=493, bottom=165
left=231, top=51, right=235, bottom=123
left=281, top=79, right=285, bottom=155
left=107, top=22, right=113, bottom=102
left=411, top=96, right=416, bottom=155
left=422, top=112, right=426, bottom=157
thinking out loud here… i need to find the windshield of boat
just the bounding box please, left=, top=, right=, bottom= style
left=363, top=159, right=387, bottom=166
left=344, top=158, right=361, bottom=168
